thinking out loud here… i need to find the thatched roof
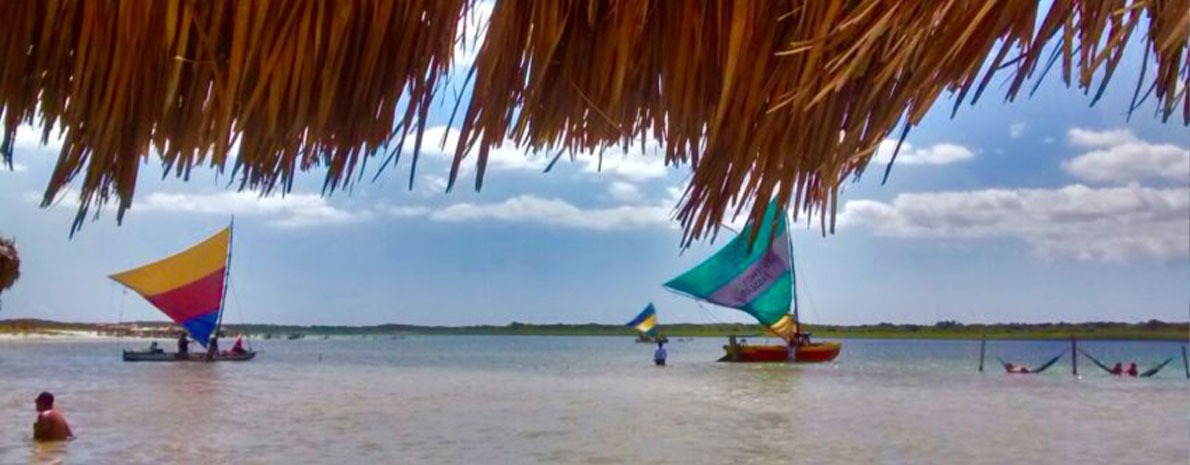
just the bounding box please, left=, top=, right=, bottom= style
left=2, top=1, right=1186, bottom=243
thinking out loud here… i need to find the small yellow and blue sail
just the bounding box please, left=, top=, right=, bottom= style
left=626, top=303, right=659, bottom=336
left=110, top=227, right=230, bottom=347
left=664, top=200, right=798, bottom=340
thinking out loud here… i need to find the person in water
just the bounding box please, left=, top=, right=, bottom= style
left=176, top=332, right=189, bottom=359
left=33, top=392, right=73, bottom=442
left=1109, top=362, right=1124, bottom=376
left=654, top=341, right=667, bottom=366
left=1126, top=362, right=1138, bottom=377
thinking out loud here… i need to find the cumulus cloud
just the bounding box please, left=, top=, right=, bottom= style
left=32, top=190, right=371, bottom=229
left=837, top=184, right=1189, bottom=262
left=1067, top=128, right=1136, bottom=147
left=450, top=1, right=494, bottom=73
left=873, top=140, right=975, bottom=165
left=574, top=143, right=670, bottom=181
left=10, top=125, right=65, bottom=152
left=377, top=204, right=432, bottom=218
left=418, top=125, right=550, bottom=174
left=1062, top=128, right=1189, bottom=184
left=429, top=195, right=677, bottom=231
left=607, top=181, right=642, bottom=202
left=416, top=125, right=671, bottom=183
left=132, top=192, right=372, bottom=229
left=2, top=162, right=28, bottom=173
left=1009, top=122, right=1026, bottom=139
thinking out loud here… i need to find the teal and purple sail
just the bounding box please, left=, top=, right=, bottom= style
left=626, top=303, right=659, bottom=336
left=664, top=201, right=798, bottom=340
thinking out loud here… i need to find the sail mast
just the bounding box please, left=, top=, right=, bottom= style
left=213, top=217, right=234, bottom=341
left=786, top=209, right=798, bottom=330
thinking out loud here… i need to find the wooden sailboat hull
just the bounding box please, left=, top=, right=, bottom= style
left=122, top=350, right=257, bottom=362
left=718, top=341, right=841, bottom=363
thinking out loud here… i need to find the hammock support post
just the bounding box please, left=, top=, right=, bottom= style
left=1071, top=336, right=1078, bottom=376
left=978, top=337, right=986, bottom=372
left=1182, top=345, right=1188, bottom=379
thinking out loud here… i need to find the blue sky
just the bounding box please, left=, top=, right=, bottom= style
left=1, top=11, right=1187, bottom=327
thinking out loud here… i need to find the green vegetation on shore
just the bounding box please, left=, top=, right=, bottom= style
left=1, top=318, right=1186, bottom=341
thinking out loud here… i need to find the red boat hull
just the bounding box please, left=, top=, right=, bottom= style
left=719, top=341, right=841, bottom=363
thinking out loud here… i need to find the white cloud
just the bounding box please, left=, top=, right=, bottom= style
left=429, top=195, right=677, bottom=231
left=417, top=125, right=670, bottom=182
left=2, top=162, right=28, bottom=173
left=94, top=191, right=370, bottom=229
left=418, top=125, right=550, bottom=174
left=451, top=1, right=494, bottom=72
left=1062, top=128, right=1189, bottom=184
left=837, top=184, right=1189, bottom=262
left=11, top=125, right=65, bottom=152
left=377, top=204, right=431, bottom=218
left=423, top=175, right=449, bottom=195
left=873, top=140, right=975, bottom=165
left=1009, top=122, right=1026, bottom=139
left=607, top=181, right=642, bottom=202
left=1067, top=128, right=1136, bottom=147
left=573, top=141, right=670, bottom=181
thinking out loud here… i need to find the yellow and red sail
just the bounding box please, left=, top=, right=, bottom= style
left=110, top=228, right=229, bottom=347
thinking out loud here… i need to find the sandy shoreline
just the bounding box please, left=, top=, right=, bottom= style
left=0, top=331, right=131, bottom=343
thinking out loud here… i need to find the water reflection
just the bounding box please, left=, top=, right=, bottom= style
left=0, top=337, right=1185, bottom=464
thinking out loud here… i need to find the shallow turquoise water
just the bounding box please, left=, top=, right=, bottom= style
left=1, top=336, right=1186, bottom=464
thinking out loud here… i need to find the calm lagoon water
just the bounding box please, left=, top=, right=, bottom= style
left=1, top=336, right=1187, bottom=464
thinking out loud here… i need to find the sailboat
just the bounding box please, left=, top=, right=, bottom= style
left=664, top=201, right=840, bottom=363
left=110, top=223, right=256, bottom=362
left=627, top=303, right=665, bottom=343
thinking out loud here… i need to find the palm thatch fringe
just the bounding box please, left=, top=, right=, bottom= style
left=455, top=0, right=1188, bottom=244
left=0, top=1, right=1186, bottom=243
left=0, top=0, right=467, bottom=232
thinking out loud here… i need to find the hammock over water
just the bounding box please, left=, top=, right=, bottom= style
left=996, top=351, right=1065, bottom=374
left=1079, top=349, right=1174, bottom=378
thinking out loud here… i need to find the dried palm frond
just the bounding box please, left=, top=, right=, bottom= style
left=0, top=1, right=1186, bottom=244
left=0, top=237, right=19, bottom=295
left=453, top=0, right=1189, bottom=245
left=0, top=0, right=468, bottom=232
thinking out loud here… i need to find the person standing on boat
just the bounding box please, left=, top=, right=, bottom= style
left=654, top=341, right=667, bottom=366
left=177, top=332, right=189, bottom=359
left=206, top=335, right=219, bottom=361
left=32, top=392, right=73, bottom=442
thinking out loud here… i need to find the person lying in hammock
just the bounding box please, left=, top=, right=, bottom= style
left=998, top=351, right=1065, bottom=375
left=1080, top=349, right=1174, bottom=378
left=1004, top=362, right=1032, bottom=374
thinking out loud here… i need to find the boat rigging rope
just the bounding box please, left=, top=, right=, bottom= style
left=115, top=285, right=128, bottom=347
left=695, top=301, right=727, bottom=325
left=229, top=281, right=252, bottom=350
left=790, top=248, right=822, bottom=325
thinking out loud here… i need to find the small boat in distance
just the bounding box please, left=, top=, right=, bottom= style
left=627, top=303, right=666, bottom=343
left=664, top=200, right=840, bottom=363
left=110, top=223, right=256, bottom=362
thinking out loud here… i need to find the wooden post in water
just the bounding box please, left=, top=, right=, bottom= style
left=1181, top=345, right=1188, bottom=379
left=1071, top=336, right=1078, bottom=376
left=978, top=337, right=986, bottom=372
